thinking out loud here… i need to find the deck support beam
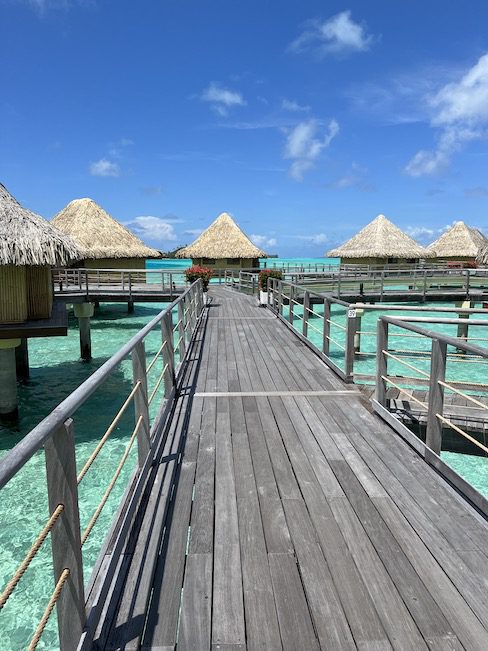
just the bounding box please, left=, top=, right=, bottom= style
left=74, top=302, right=94, bottom=361
left=15, top=337, right=29, bottom=381
left=0, top=339, right=21, bottom=419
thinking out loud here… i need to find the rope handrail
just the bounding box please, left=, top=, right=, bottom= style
left=437, top=380, right=488, bottom=411
left=436, top=414, right=488, bottom=455
left=326, top=335, right=346, bottom=351
left=28, top=568, right=70, bottom=651
left=327, top=319, right=346, bottom=331
left=381, top=376, right=428, bottom=409
left=81, top=416, right=142, bottom=546
left=146, top=341, right=167, bottom=375
left=0, top=504, right=64, bottom=610
left=77, top=381, right=141, bottom=484
left=382, top=350, right=430, bottom=379
left=306, top=320, right=323, bottom=335
left=148, top=364, right=169, bottom=405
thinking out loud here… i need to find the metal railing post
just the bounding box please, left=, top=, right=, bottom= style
left=278, top=280, right=283, bottom=315
left=177, top=297, right=186, bottom=366
left=303, top=290, right=310, bottom=337
left=375, top=318, right=389, bottom=406
left=465, top=270, right=471, bottom=298
left=161, top=310, right=176, bottom=395
left=289, top=284, right=294, bottom=326
left=345, top=307, right=356, bottom=381
left=44, top=419, right=85, bottom=651
left=426, top=338, right=447, bottom=456
left=323, top=299, right=330, bottom=356
left=238, top=272, right=242, bottom=293
left=131, top=341, right=151, bottom=463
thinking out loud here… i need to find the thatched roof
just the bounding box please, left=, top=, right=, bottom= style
left=52, top=198, right=161, bottom=260
left=176, top=212, right=267, bottom=259
left=427, top=221, right=487, bottom=258
left=476, top=242, right=488, bottom=265
left=327, top=214, right=435, bottom=259
left=0, top=183, right=80, bottom=266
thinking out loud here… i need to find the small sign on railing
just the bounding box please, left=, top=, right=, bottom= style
left=348, top=309, right=357, bottom=318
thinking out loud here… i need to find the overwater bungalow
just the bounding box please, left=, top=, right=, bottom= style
left=427, top=221, right=487, bottom=265
left=0, top=183, right=79, bottom=416
left=477, top=241, right=488, bottom=266
left=52, top=198, right=161, bottom=269
left=327, top=214, right=434, bottom=267
left=176, top=211, right=267, bottom=269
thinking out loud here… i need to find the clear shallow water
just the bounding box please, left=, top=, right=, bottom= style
left=1, top=260, right=487, bottom=647
left=0, top=301, right=173, bottom=650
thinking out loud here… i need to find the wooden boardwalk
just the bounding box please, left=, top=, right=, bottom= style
left=95, top=288, right=488, bottom=651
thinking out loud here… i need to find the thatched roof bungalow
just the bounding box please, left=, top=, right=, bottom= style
left=327, top=214, right=434, bottom=266
left=52, top=198, right=161, bottom=269
left=476, top=242, right=488, bottom=266
left=0, top=183, right=79, bottom=323
left=176, top=212, right=267, bottom=269
left=427, top=221, right=487, bottom=264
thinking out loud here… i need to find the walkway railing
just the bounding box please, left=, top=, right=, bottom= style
left=0, top=281, right=204, bottom=651
left=372, top=315, right=488, bottom=511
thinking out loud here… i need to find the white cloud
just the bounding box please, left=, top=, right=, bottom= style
left=405, top=53, right=488, bottom=176
left=89, top=158, right=120, bottom=177
left=327, top=162, right=373, bottom=191
left=289, top=10, right=374, bottom=57
left=284, top=119, right=339, bottom=180
left=251, top=234, right=277, bottom=248
left=184, top=228, right=204, bottom=236
left=201, top=82, right=246, bottom=116
left=129, top=216, right=178, bottom=242
left=297, top=233, right=329, bottom=245
left=282, top=98, right=310, bottom=112
left=405, top=222, right=457, bottom=243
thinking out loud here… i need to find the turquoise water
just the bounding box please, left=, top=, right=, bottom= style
left=0, top=301, right=174, bottom=650
left=0, top=259, right=487, bottom=647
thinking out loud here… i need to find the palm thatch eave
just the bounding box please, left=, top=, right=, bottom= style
left=0, top=183, right=80, bottom=266
left=52, top=198, right=162, bottom=260
left=176, top=212, right=267, bottom=259
left=327, top=214, right=435, bottom=259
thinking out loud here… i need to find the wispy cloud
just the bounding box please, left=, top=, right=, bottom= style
left=297, top=233, right=329, bottom=245
left=184, top=228, right=204, bottom=237
left=284, top=119, right=339, bottom=181
left=89, top=158, right=120, bottom=177
left=289, top=10, right=375, bottom=58
left=251, top=234, right=277, bottom=248
left=465, top=185, right=488, bottom=198
left=405, top=53, right=488, bottom=176
left=405, top=222, right=458, bottom=243
left=127, top=215, right=183, bottom=242
left=200, top=82, right=246, bottom=116
left=282, top=98, right=310, bottom=113
left=18, top=0, right=93, bottom=14
left=326, top=163, right=374, bottom=192
left=140, top=184, right=164, bottom=196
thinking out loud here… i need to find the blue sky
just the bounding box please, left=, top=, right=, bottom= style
left=2, top=0, right=488, bottom=256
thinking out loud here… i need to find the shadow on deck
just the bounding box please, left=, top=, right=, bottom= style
left=92, top=288, right=488, bottom=651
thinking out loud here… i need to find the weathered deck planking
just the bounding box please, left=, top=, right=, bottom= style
left=96, top=286, right=488, bottom=651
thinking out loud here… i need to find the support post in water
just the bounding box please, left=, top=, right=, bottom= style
left=131, top=340, right=151, bottom=464
left=74, top=302, right=94, bottom=361
left=15, top=337, right=29, bottom=381
left=161, top=310, right=175, bottom=397
left=45, top=419, right=85, bottom=651
left=0, top=339, right=21, bottom=419
left=426, top=338, right=447, bottom=456
left=375, top=318, right=389, bottom=406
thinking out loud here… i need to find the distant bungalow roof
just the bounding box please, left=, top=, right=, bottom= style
left=327, top=214, right=435, bottom=259
left=52, top=198, right=161, bottom=260
left=428, top=221, right=487, bottom=258
left=476, top=242, right=488, bottom=265
left=177, top=212, right=267, bottom=259
left=0, top=183, right=80, bottom=266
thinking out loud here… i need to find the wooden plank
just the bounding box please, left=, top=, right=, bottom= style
left=268, top=553, right=319, bottom=651
left=178, top=553, right=212, bottom=651
left=212, top=417, right=245, bottom=647
left=142, top=460, right=196, bottom=649
left=282, top=499, right=356, bottom=650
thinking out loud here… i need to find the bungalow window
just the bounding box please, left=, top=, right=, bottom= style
left=202, top=258, right=216, bottom=265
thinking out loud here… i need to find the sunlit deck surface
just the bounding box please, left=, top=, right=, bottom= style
left=95, top=288, right=488, bottom=651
